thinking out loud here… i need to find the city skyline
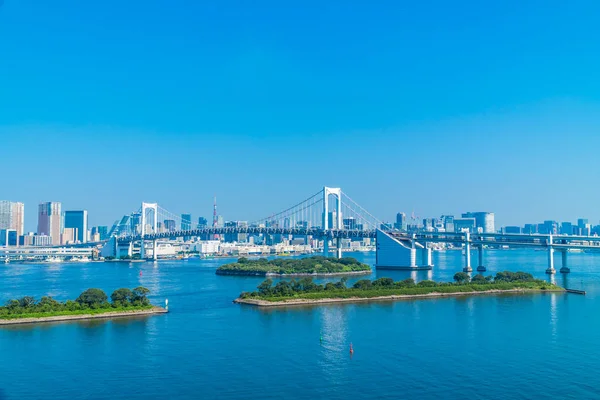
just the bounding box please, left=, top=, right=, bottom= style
left=4, top=1, right=600, bottom=231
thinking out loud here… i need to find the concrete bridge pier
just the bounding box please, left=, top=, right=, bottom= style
left=463, top=232, right=473, bottom=272
left=140, top=239, right=146, bottom=260
left=546, top=235, right=556, bottom=274
left=560, top=250, right=570, bottom=273
left=422, top=246, right=432, bottom=267
left=323, top=239, right=329, bottom=257
left=335, top=237, right=343, bottom=259
left=152, top=239, right=158, bottom=261
left=476, top=244, right=486, bottom=272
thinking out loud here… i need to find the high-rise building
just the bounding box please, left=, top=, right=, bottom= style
left=454, top=218, right=476, bottom=233
left=164, top=220, right=176, bottom=232
left=462, top=212, right=495, bottom=233
left=394, top=212, right=407, bottom=231
left=0, top=229, right=18, bottom=246
left=523, top=224, right=537, bottom=234
left=442, top=215, right=455, bottom=233
left=38, top=202, right=62, bottom=245
left=197, top=217, right=208, bottom=229
left=64, top=210, right=88, bottom=243
left=0, top=201, right=25, bottom=238
left=343, top=217, right=357, bottom=230
left=543, top=220, right=558, bottom=235
left=181, top=214, right=192, bottom=231
left=97, top=226, right=108, bottom=240
left=61, top=228, right=77, bottom=245
left=560, top=222, right=573, bottom=236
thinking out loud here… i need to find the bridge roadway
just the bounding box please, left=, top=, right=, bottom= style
left=117, top=227, right=377, bottom=244
left=391, top=231, right=600, bottom=250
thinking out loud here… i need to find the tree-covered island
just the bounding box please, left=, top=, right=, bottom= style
left=235, top=271, right=563, bottom=306
left=0, top=287, right=167, bottom=324
left=216, top=256, right=371, bottom=276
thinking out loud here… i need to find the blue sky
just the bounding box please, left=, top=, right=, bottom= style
left=2, top=0, right=600, bottom=231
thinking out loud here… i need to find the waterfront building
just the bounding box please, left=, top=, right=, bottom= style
left=442, top=215, right=455, bottom=233
left=181, top=214, right=192, bottom=231
left=422, top=218, right=434, bottom=230
left=343, top=217, right=357, bottom=230
left=130, top=212, right=141, bottom=235
left=454, top=218, right=476, bottom=233
left=64, top=210, right=88, bottom=243
left=462, top=212, right=495, bottom=233
left=94, top=226, right=108, bottom=240
left=0, top=201, right=25, bottom=238
left=164, top=220, right=176, bottom=232
left=560, top=222, right=573, bottom=236
left=394, top=212, right=407, bottom=231
left=19, top=232, right=35, bottom=246
left=61, top=228, right=77, bottom=245
left=33, top=234, right=52, bottom=246
left=217, top=215, right=224, bottom=228
left=503, top=226, right=522, bottom=234
left=37, top=202, right=61, bottom=245
left=197, top=217, right=208, bottom=229
left=0, top=229, right=18, bottom=246
left=523, top=224, right=537, bottom=234
left=542, top=220, right=558, bottom=235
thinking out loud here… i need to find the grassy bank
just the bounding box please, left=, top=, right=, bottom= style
left=238, top=271, right=563, bottom=303
left=0, top=305, right=155, bottom=320
left=216, top=256, right=371, bottom=276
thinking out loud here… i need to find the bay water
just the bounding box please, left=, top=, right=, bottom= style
left=1, top=250, right=599, bottom=399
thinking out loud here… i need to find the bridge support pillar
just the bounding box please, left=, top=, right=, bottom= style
left=323, top=239, right=329, bottom=256
left=477, top=245, right=486, bottom=272
left=421, top=246, right=432, bottom=267
left=335, top=237, right=342, bottom=259
left=560, top=250, right=569, bottom=273
left=546, top=235, right=556, bottom=274
left=463, top=232, right=472, bottom=272
left=152, top=239, right=158, bottom=261
left=140, top=239, right=145, bottom=260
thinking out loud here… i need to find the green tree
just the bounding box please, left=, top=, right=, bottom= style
left=19, top=296, right=36, bottom=308
left=372, top=277, right=394, bottom=287
left=353, top=279, right=373, bottom=290
left=417, top=280, right=437, bottom=287
left=111, top=288, right=133, bottom=305
left=132, top=287, right=151, bottom=305
left=471, top=274, right=487, bottom=283
left=453, top=272, right=470, bottom=283
left=257, top=279, right=273, bottom=295
left=76, top=288, right=108, bottom=307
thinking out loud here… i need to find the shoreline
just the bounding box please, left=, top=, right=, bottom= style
left=234, top=288, right=564, bottom=308
left=216, top=270, right=371, bottom=277
left=0, top=306, right=168, bottom=326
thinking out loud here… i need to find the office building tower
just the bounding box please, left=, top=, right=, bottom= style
left=164, top=220, right=176, bottom=232
left=19, top=232, right=35, bottom=246
left=503, top=226, right=522, bottom=234
left=462, top=212, right=495, bottom=233
left=394, top=212, right=407, bottom=231
left=0, top=201, right=25, bottom=238
left=61, top=228, right=77, bottom=245
left=454, top=218, right=476, bottom=233
left=181, top=214, right=192, bottom=231
left=542, top=220, right=558, bottom=235
left=217, top=215, right=224, bottom=228
left=38, top=202, right=62, bottom=245
left=343, top=217, right=357, bottom=230
left=442, top=215, right=455, bottom=233
left=97, top=226, right=108, bottom=240
left=0, top=229, right=18, bottom=246
left=560, top=222, right=573, bottom=236
left=197, top=217, right=208, bottom=229
left=64, top=210, right=88, bottom=243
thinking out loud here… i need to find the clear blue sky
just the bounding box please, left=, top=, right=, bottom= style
left=2, top=0, right=600, bottom=231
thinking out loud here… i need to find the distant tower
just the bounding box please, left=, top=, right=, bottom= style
left=212, top=195, right=219, bottom=240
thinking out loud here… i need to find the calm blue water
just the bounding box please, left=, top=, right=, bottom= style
left=1, top=250, right=600, bottom=399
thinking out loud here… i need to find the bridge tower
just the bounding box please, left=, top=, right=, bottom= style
left=323, top=187, right=342, bottom=258
left=140, top=202, right=158, bottom=260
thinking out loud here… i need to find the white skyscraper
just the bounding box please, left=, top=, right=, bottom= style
left=0, top=201, right=25, bottom=238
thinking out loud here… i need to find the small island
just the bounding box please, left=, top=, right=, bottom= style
left=0, top=287, right=167, bottom=325
left=234, top=271, right=564, bottom=307
left=216, top=256, right=372, bottom=277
